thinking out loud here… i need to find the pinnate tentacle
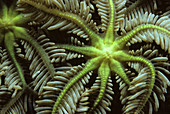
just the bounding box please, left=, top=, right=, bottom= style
left=89, top=60, right=110, bottom=112
left=52, top=56, right=102, bottom=113
left=117, top=51, right=155, bottom=113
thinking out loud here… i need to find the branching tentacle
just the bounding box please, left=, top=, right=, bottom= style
left=117, top=51, right=155, bottom=113
left=1, top=0, right=169, bottom=113
left=5, top=32, right=26, bottom=86
left=1, top=32, right=27, bottom=113
left=52, top=56, right=103, bottom=114
left=17, top=0, right=104, bottom=48
left=117, top=24, right=170, bottom=48
left=127, top=44, right=170, bottom=113
left=12, top=26, right=55, bottom=79
left=89, top=60, right=110, bottom=112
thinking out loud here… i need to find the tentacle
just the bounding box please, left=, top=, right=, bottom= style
left=52, top=56, right=102, bottom=114
left=87, top=76, right=114, bottom=114
left=5, top=93, right=35, bottom=114
left=128, top=44, right=170, bottom=113
left=119, top=8, right=170, bottom=52
left=5, top=32, right=26, bottom=86
left=75, top=88, right=90, bottom=113
left=0, top=47, right=36, bottom=113
left=12, top=26, right=55, bottom=79
left=110, top=59, right=130, bottom=85
left=1, top=32, right=27, bottom=113
left=125, top=0, right=144, bottom=15
left=35, top=64, right=92, bottom=114
left=89, top=60, right=110, bottom=112
left=117, top=24, right=170, bottom=48
left=55, top=44, right=102, bottom=57
left=103, top=0, right=115, bottom=45
left=17, top=0, right=103, bottom=48
left=116, top=51, right=155, bottom=113
left=1, top=1, right=8, bottom=21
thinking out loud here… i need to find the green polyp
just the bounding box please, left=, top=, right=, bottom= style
left=0, top=2, right=29, bottom=31
left=100, top=41, right=123, bottom=60
left=11, top=26, right=30, bottom=39
left=16, top=0, right=170, bottom=113
left=0, top=8, right=12, bottom=28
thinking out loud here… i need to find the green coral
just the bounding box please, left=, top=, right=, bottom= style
left=0, top=0, right=170, bottom=114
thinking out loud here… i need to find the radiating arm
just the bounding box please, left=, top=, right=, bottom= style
left=55, top=44, right=102, bottom=57
left=52, top=56, right=103, bottom=114
left=89, top=60, right=110, bottom=112
left=117, top=24, right=170, bottom=48
left=110, top=58, right=130, bottom=85
left=115, top=51, right=155, bottom=113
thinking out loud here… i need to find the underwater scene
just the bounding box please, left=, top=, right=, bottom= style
left=0, top=0, right=169, bottom=114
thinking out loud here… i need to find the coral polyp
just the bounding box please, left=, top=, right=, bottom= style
left=0, top=0, right=170, bottom=114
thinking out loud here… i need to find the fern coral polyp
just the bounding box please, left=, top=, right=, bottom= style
left=54, top=26, right=158, bottom=113
left=17, top=0, right=170, bottom=113
left=1, top=0, right=170, bottom=114
left=0, top=1, right=55, bottom=113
